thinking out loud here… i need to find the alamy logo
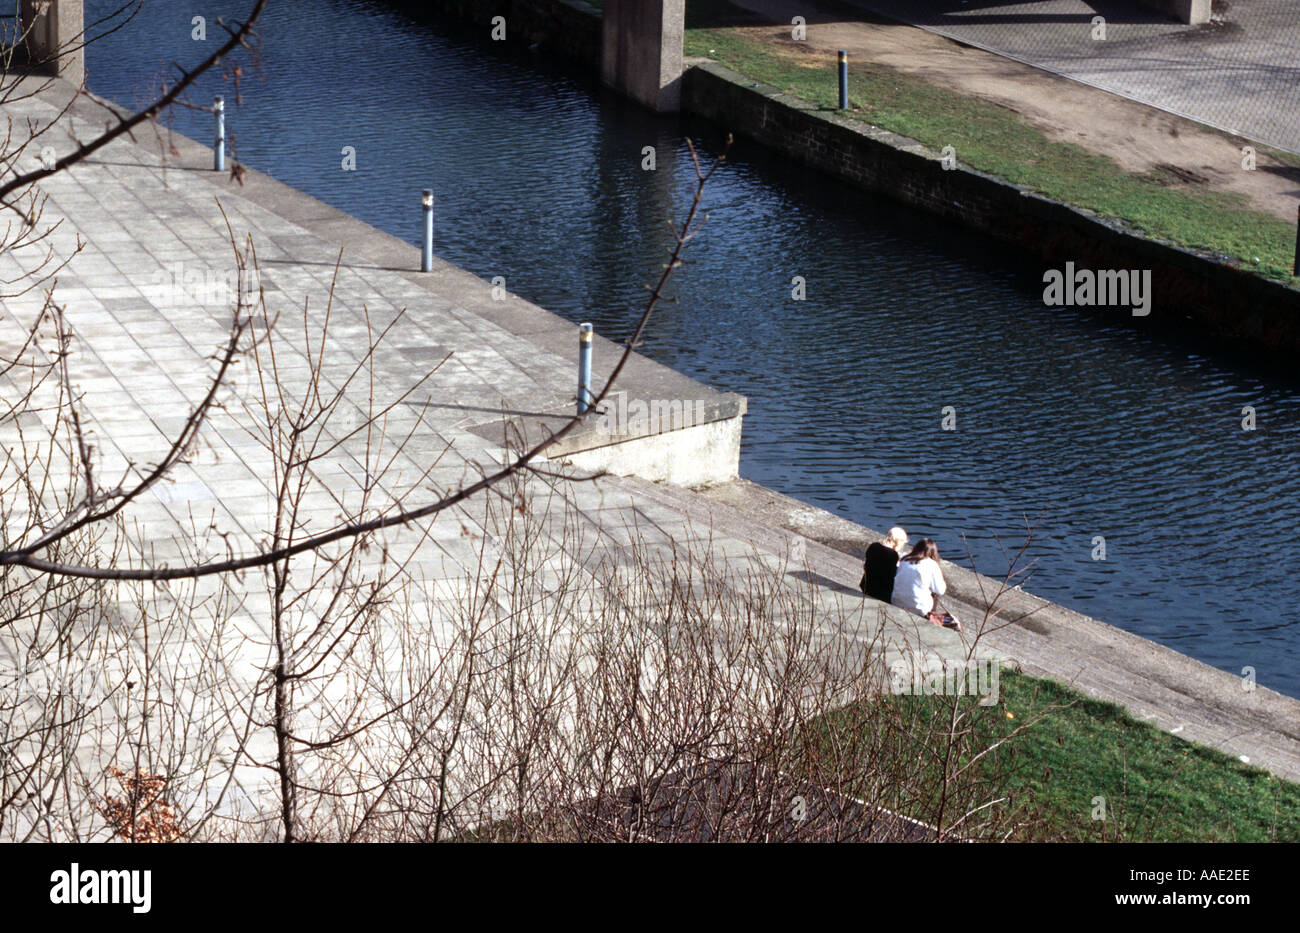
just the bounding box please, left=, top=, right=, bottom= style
left=145, top=261, right=260, bottom=309
left=889, top=652, right=1000, bottom=703
left=49, top=863, right=151, bottom=914
left=2, top=659, right=107, bottom=702
left=1042, top=262, right=1151, bottom=316
left=598, top=392, right=708, bottom=437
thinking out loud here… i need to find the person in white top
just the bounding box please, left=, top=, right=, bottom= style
left=891, top=538, right=957, bottom=628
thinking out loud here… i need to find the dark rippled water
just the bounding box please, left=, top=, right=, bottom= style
left=84, top=1, right=1300, bottom=696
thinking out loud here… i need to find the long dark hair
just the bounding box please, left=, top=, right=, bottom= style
left=902, top=538, right=939, bottom=564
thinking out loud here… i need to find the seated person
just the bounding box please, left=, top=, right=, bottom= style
left=860, top=526, right=907, bottom=600
left=891, top=538, right=960, bottom=630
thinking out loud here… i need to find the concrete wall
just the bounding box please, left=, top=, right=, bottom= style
left=681, top=62, right=1300, bottom=359
left=426, top=0, right=684, bottom=112
left=468, top=386, right=748, bottom=487
left=19, top=0, right=84, bottom=85
left=600, top=0, right=684, bottom=112
left=550, top=415, right=743, bottom=486
left=1138, top=0, right=1213, bottom=25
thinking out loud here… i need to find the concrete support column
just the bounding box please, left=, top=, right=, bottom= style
left=601, top=0, right=684, bottom=113
left=1137, top=0, right=1212, bottom=25
left=20, top=0, right=85, bottom=86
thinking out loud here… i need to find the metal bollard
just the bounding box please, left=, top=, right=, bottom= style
left=577, top=323, right=593, bottom=414
left=838, top=50, right=848, bottom=110
left=213, top=96, right=225, bottom=171
left=421, top=189, right=434, bottom=272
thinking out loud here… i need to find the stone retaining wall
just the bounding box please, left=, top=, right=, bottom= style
left=682, top=62, right=1300, bottom=358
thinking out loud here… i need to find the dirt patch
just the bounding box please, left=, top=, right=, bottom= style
left=1152, top=163, right=1212, bottom=186
left=719, top=0, right=1298, bottom=222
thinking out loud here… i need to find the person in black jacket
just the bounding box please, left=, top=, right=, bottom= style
left=860, top=526, right=908, bottom=601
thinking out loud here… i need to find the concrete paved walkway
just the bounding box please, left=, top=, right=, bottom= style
left=0, top=78, right=974, bottom=802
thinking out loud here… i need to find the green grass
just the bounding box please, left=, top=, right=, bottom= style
left=457, top=667, right=1299, bottom=842
left=828, top=669, right=1300, bottom=841
left=683, top=0, right=1298, bottom=279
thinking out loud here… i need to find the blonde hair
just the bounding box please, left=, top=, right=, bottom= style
left=884, top=526, right=907, bottom=548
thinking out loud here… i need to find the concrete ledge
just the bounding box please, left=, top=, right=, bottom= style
left=552, top=414, right=743, bottom=485
left=467, top=388, right=747, bottom=484
left=693, top=478, right=1300, bottom=783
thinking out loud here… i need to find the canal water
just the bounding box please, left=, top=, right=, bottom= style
left=83, top=1, right=1300, bottom=697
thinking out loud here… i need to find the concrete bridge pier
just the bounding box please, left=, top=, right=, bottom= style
left=19, top=0, right=84, bottom=85
left=601, top=0, right=684, bottom=113
left=1138, top=0, right=1212, bottom=25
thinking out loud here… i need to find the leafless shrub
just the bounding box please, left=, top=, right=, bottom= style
left=0, top=0, right=1049, bottom=844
